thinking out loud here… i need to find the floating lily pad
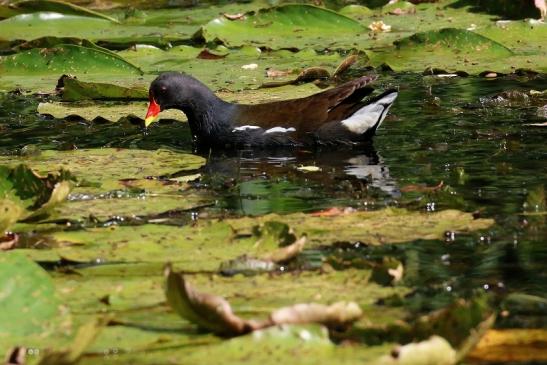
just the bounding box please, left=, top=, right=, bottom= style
left=0, top=164, right=72, bottom=221
left=368, top=28, right=520, bottom=73
left=0, top=44, right=142, bottom=75
left=61, top=76, right=148, bottom=101
left=0, top=253, right=65, bottom=350
left=200, top=4, right=364, bottom=50
left=0, top=149, right=206, bottom=221
left=338, top=5, right=374, bottom=20
left=17, top=207, right=493, bottom=268
left=0, top=0, right=118, bottom=22
left=37, top=101, right=185, bottom=123
left=0, top=149, right=205, bottom=186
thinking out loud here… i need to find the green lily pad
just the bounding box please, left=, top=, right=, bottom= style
left=61, top=76, right=148, bottom=101
left=368, top=28, right=519, bottom=73
left=0, top=0, right=118, bottom=22
left=17, top=208, right=493, bottom=268
left=0, top=44, right=142, bottom=76
left=37, top=101, right=185, bottom=123
left=0, top=149, right=205, bottom=186
left=381, top=1, right=416, bottom=15
left=0, top=149, right=206, bottom=222
left=0, top=253, right=65, bottom=350
left=200, top=4, right=364, bottom=50
left=338, top=5, right=374, bottom=20
left=0, top=199, right=23, bottom=232
left=0, top=164, right=72, bottom=220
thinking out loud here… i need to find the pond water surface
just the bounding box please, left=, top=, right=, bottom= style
left=1, top=73, right=546, bottom=325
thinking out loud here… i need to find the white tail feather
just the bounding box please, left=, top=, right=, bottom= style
left=341, top=91, right=398, bottom=134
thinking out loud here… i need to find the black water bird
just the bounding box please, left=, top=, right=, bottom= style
left=145, top=72, right=398, bottom=148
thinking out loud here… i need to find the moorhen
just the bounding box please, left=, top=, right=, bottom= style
left=145, top=72, right=398, bottom=147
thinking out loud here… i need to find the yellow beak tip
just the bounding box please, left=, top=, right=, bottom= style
left=144, top=116, right=158, bottom=128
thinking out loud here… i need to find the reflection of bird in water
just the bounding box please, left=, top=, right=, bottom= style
left=343, top=154, right=400, bottom=197
left=192, top=146, right=400, bottom=215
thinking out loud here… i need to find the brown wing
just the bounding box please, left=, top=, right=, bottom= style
left=233, top=76, right=376, bottom=137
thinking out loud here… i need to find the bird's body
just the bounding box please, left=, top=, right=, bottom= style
left=145, top=72, right=398, bottom=148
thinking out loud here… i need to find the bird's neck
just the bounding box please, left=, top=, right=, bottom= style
left=179, top=92, right=234, bottom=143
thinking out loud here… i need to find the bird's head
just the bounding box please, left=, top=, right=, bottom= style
left=145, top=72, right=202, bottom=128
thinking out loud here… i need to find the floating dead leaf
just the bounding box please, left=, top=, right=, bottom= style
left=332, top=54, right=359, bottom=78
left=220, top=228, right=305, bottom=275
left=269, top=301, right=362, bottom=328
left=165, top=263, right=251, bottom=336
left=369, top=21, right=392, bottom=33
left=223, top=13, right=245, bottom=20
left=401, top=181, right=444, bottom=193
left=378, top=336, right=457, bottom=365
left=266, top=68, right=291, bottom=78
left=260, top=235, right=307, bottom=263
left=165, top=265, right=363, bottom=336
left=0, top=232, right=18, bottom=251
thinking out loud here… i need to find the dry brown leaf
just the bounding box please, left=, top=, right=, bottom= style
left=260, top=235, right=307, bottom=263
left=165, top=264, right=251, bottom=336
left=270, top=302, right=362, bottom=328
left=165, top=265, right=363, bottom=336
left=333, top=54, right=359, bottom=77
left=223, top=13, right=245, bottom=20
left=266, top=68, right=291, bottom=78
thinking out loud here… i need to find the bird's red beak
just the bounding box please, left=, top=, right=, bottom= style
left=145, top=96, right=161, bottom=127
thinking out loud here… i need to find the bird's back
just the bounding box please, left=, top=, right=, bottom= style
left=233, top=76, right=377, bottom=137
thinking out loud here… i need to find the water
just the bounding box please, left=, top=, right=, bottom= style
left=1, top=74, right=546, bottom=299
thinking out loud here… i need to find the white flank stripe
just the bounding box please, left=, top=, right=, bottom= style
left=264, top=127, right=296, bottom=134
left=341, top=92, right=398, bottom=134
left=232, top=125, right=261, bottom=132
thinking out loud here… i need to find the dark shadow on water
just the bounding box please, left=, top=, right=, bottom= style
left=448, top=0, right=541, bottom=19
